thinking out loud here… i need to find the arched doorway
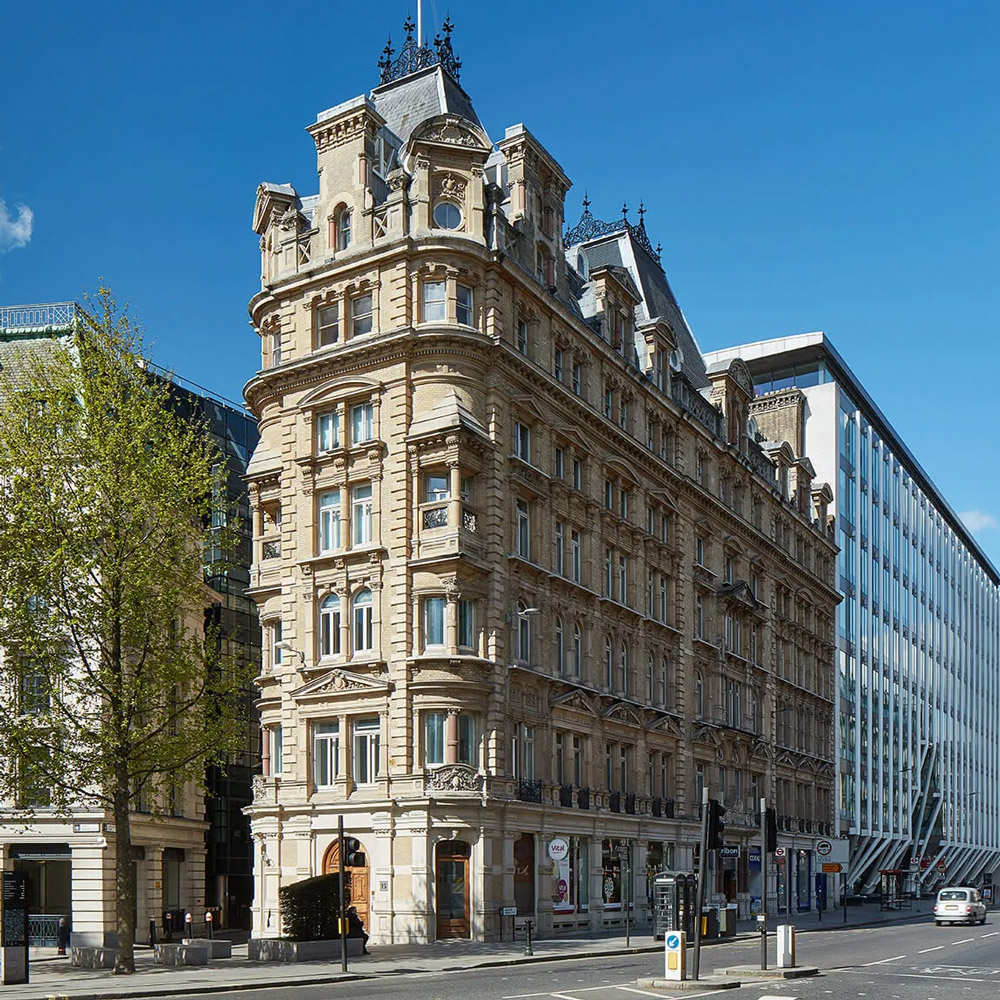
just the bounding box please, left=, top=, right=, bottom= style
left=322, top=839, right=370, bottom=934
left=435, top=840, right=470, bottom=939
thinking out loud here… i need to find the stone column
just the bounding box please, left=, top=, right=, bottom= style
left=445, top=710, right=459, bottom=765
left=588, top=835, right=605, bottom=932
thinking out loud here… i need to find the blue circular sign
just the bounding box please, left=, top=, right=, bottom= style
left=666, top=934, right=680, bottom=949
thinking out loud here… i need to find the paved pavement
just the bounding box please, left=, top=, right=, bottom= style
left=8, top=901, right=934, bottom=1000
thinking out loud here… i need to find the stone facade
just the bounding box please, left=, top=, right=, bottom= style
left=244, top=24, right=840, bottom=944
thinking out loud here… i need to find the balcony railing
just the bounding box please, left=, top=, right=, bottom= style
left=0, top=302, right=78, bottom=333
left=261, top=538, right=281, bottom=559
left=559, top=784, right=574, bottom=808
left=577, top=786, right=590, bottom=810
left=461, top=506, right=479, bottom=533
left=422, top=505, right=448, bottom=529
left=624, top=793, right=636, bottom=815
left=650, top=797, right=675, bottom=819
left=608, top=791, right=621, bottom=813
left=517, top=778, right=542, bottom=803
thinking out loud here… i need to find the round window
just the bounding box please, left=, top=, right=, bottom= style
left=433, top=201, right=463, bottom=230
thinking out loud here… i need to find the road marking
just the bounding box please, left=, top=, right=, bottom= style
left=983, top=931, right=1000, bottom=938
left=549, top=993, right=586, bottom=1000
left=917, top=946, right=945, bottom=953
left=861, top=954, right=906, bottom=966
left=612, top=988, right=667, bottom=997
left=952, top=937, right=975, bottom=945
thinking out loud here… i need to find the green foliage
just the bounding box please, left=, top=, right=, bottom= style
left=0, top=285, right=254, bottom=970
left=279, top=873, right=346, bottom=941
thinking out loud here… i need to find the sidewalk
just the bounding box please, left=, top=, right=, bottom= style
left=8, top=902, right=931, bottom=1000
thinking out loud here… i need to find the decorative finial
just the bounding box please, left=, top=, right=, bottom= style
left=656, top=242, right=662, bottom=255
left=582, top=192, right=590, bottom=212
left=638, top=201, right=646, bottom=224
left=621, top=202, right=629, bottom=221
left=442, top=14, right=454, bottom=37
left=403, top=15, right=415, bottom=39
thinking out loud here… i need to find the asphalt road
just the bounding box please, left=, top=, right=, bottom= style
left=158, top=915, right=1000, bottom=1000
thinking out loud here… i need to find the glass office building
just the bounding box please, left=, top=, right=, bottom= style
left=706, top=332, right=1000, bottom=892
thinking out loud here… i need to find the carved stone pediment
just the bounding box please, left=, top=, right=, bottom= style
left=602, top=702, right=645, bottom=728
left=426, top=764, right=484, bottom=793
left=550, top=689, right=602, bottom=717
left=648, top=714, right=683, bottom=739
left=293, top=667, right=390, bottom=699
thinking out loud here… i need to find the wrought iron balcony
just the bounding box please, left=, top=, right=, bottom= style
left=624, top=793, right=636, bottom=815
left=261, top=538, right=281, bottom=559
left=559, top=784, right=574, bottom=808
left=576, top=786, right=590, bottom=810
left=608, top=791, right=621, bottom=813
left=517, top=778, right=542, bottom=803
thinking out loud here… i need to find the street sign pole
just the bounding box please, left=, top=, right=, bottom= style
left=759, top=796, right=768, bottom=971
left=338, top=815, right=347, bottom=973
left=692, top=787, right=709, bottom=981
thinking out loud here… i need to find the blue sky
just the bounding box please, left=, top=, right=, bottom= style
left=2, top=1, right=998, bottom=565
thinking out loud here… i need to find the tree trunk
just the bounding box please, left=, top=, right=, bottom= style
left=113, top=769, right=136, bottom=974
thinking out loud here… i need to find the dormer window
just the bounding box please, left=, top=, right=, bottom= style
left=433, top=201, right=463, bottom=230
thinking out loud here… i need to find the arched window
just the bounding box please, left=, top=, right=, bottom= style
left=334, top=205, right=352, bottom=251
left=620, top=640, right=629, bottom=694
left=572, top=624, right=582, bottom=678
left=517, top=600, right=530, bottom=661
left=695, top=671, right=704, bottom=719
left=353, top=588, right=373, bottom=652
left=319, top=594, right=342, bottom=658
left=555, top=616, right=564, bottom=674
left=604, top=635, right=613, bottom=688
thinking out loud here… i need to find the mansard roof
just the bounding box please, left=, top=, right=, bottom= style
left=370, top=65, right=486, bottom=147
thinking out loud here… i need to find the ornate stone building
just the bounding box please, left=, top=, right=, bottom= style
left=244, top=20, right=840, bottom=944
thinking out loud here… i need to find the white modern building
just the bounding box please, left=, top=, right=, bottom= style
left=706, top=332, right=1000, bottom=892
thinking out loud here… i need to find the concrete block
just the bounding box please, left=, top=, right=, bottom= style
left=182, top=937, right=233, bottom=959
left=154, top=943, right=209, bottom=966
left=70, top=946, right=117, bottom=969
left=248, top=937, right=364, bottom=962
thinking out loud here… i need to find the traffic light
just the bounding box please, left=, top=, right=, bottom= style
left=707, top=798, right=727, bottom=850
left=764, top=807, right=778, bottom=854
left=343, top=837, right=366, bottom=867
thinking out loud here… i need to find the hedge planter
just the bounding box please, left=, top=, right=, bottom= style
left=248, top=937, right=363, bottom=962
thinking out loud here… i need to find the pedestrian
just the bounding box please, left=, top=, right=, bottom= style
left=346, top=905, right=370, bottom=954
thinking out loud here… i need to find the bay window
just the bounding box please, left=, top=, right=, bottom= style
left=423, top=280, right=446, bottom=322
left=423, top=596, right=445, bottom=648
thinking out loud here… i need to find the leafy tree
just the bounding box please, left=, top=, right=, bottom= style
left=0, top=287, right=251, bottom=973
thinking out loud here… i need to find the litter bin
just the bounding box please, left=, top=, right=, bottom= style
left=702, top=907, right=719, bottom=939
left=720, top=904, right=737, bottom=937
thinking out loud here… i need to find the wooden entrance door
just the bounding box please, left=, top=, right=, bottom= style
left=435, top=840, right=470, bottom=939
left=322, top=840, right=370, bottom=933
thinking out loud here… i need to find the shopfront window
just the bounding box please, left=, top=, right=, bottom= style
left=550, top=836, right=589, bottom=914
left=601, top=839, right=624, bottom=908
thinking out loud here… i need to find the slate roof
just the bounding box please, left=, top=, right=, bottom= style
left=0, top=336, right=67, bottom=390
left=574, top=232, right=709, bottom=389
left=370, top=65, right=486, bottom=145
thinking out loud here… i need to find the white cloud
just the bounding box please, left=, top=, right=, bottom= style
left=960, top=509, right=998, bottom=534
left=0, top=198, right=33, bottom=252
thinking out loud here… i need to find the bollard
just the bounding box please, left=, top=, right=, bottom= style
left=523, top=918, right=534, bottom=956
left=663, top=930, right=687, bottom=981
left=185, top=911, right=194, bottom=938
left=777, top=924, right=796, bottom=968
left=757, top=913, right=767, bottom=970
left=205, top=910, right=214, bottom=939
left=149, top=918, right=156, bottom=949
left=57, top=916, right=69, bottom=956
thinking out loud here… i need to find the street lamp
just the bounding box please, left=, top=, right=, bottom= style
left=274, top=640, right=308, bottom=670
